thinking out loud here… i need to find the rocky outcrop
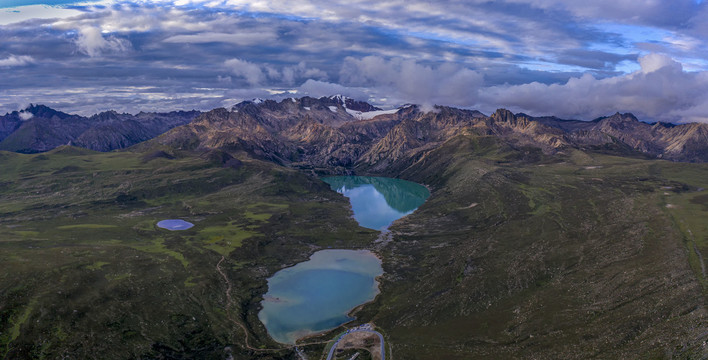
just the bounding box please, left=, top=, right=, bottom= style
left=530, top=111, right=708, bottom=161
left=488, top=109, right=569, bottom=151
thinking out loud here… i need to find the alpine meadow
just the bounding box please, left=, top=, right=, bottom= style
left=1, top=1, right=707, bottom=359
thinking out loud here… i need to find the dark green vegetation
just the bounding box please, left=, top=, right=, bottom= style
left=0, top=146, right=376, bottom=359
left=1, top=97, right=707, bottom=359
left=357, top=136, right=708, bottom=359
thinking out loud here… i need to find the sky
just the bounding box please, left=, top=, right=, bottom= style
left=1, top=0, right=708, bottom=122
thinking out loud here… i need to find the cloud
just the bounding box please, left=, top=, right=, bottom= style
left=224, top=59, right=328, bottom=86
left=75, top=26, right=131, bottom=57
left=480, top=54, right=708, bottom=122
left=296, top=79, right=368, bottom=100
left=224, top=58, right=267, bottom=86
left=554, top=49, right=637, bottom=71
left=0, top=55, right=34, bottom=67
left=0, top=85, right=229, bottom=116
left=505, top=0, right=699, bottom=27
left=0, top=4, right=84, bottom=25
left=638, top=53, right=683, bottom=74
left=281, top=62, right=328, bottom=85
left=18, top=111, right=33, bottom=120
left=163, top=31, right=277, bottom=45
left=0, top=1, right=707, bottom=122
left=339, top=56, right=483, bottom=108
left=217, top=75, right=232, bottom=83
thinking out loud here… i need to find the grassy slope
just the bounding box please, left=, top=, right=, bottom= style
left=0, top=147, right=376, bottom=359
left=356, top=134, right=707, bottom=359
left=0, top=133, right=706, bottom=359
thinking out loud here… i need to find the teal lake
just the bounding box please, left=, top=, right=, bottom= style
left=258, top=249, right=383, bottom=344
left=322, top=176, right=430, bottom=230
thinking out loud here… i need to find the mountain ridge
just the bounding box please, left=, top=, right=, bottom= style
left=5, top=97, right=708, bottom=164
left=0, top=105, right=200, bottom=153
left=141, top=98, right=708, bottom=174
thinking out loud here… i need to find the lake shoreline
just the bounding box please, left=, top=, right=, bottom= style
left=259, top=249, right=384, bottom=344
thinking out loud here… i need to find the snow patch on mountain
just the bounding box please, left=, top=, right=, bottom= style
left=345, top=108, right=399, bottom=120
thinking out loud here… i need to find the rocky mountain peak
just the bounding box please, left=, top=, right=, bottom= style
left=598, top=112, right=639, bottom=123
left=196, top=108, right=231, bottom=123
left=491, top=108, right=517, bottom=123
left=90, top=110, right=124, bottom=122
left=328, top=94, right=348, bottom=102
left=24, top=104, right=71, bottom=119
left=326, top=94, right=381, bottom=112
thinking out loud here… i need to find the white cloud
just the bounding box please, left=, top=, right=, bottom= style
left=296, top=79, right=368, bottom=100
left=224, top=59, right=327, bottom=86
left=638, top=53, right=682, bottom=74
left=75, top=26, right=131, bottom=57
left=163, top=31, right=277, bottom=45
left=0, top=55, right=35, bottom=67
left=18, top=111, right=33, bottom=120
left=224, top=58, right=266, bottom=85
left=480, top=54, right=708, bottom=122
left=1, top=1, right=707, bottom=123
left=339, top=56, right=484, bottom=108
left=281, top=62, right=328, bottom=85
left=217, top=75, right=232, bottom=83
left=0, top=4, right=84, bottom=25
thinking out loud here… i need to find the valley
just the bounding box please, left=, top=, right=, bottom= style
left=0, top=146, right=376, bottom=359
left=0, top=97, right=706, bottom=359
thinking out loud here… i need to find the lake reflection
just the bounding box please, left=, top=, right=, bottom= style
left=322, top=176, right=429, bottom=230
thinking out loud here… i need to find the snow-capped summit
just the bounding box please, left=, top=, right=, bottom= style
left=323, top=95, right=381, bottom=113
left=328, top=94, right=348, bottom=103
left=344, top=107, right=400, bottom=120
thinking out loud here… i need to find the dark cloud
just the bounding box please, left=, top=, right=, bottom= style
left=506, top=0, right=701, bottom=28
left=0, top=0, right=706, bottom=122
left=553, top=49, right=638, bottom=71
left=339, top=56, right=483, bottom=108
left=480, top=54, right=708, bottom=123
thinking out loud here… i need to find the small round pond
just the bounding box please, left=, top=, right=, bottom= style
left=258, top=249, right=383, bottom=344
left=156, top=219, right=194, bottom=231
left=322, top=176, right=430, bottom=230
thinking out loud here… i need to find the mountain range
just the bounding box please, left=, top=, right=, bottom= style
left=0, top=104, right=199, bottom=153
left=142, top=96, right=708, bottom=173
left=5, top=96, right=708, bottom=166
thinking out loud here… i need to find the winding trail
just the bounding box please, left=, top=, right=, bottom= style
left=216, top=256, right=285, bottom=352
left=215, top=256, right=332, bottom=353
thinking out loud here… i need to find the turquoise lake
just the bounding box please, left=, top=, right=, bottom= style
left=258, top=249, right=383, bottom=344
left=322, top=176, right=430, bottom=230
